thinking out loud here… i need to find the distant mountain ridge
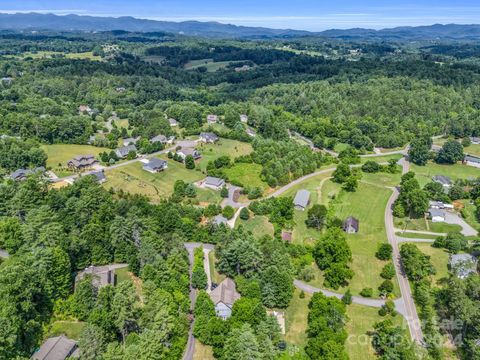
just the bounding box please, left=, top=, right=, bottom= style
left=0, top=12, right=480, bottom=40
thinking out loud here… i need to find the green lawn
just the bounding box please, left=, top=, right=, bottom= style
left=464, top=144, right=480, bottom=157
left=309, top=180, right=400, bottom=297
left=394, top=217, right=462, bottom=234
left=9, top=51, right=101, bottom=61
left=236, top=215, right=274, bottom=238
left=360, top=171, right=402, bottom=188
left=45, top=321, right=86, bottom=340
left=224, top=163, right=268, bottom=190
left=41, top=144, right=110, bottom=177
left=410, top=161, right=480, bottom=187
left=459, top=200, right=480, bottom=231
left=346, top=304, right=405, bottom=360
left=196, top=139, right=253, bottom=172
left=208, top=251, right=226, bottom=285
left=359, top=154, right=403, bottom=164
left=194, top=340, right=215, bottom=360
left=104, top=157, right=218, bottom=203
left=284, top=289, right=312, bottom=347
left=395, top=232, right=439, bottom=240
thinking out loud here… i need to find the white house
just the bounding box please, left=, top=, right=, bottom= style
left=207, top=114, right=218, bottom=124
left=240, top=114, right=248, bottom=123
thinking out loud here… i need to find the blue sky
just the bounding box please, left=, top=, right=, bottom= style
left=1, top=0, right=480, bottom=31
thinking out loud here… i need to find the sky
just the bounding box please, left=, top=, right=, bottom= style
left=0, top=0, right=480, bottom=31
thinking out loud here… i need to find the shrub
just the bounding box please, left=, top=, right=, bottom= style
left=380, top=263, right=396, bottom=280
left=378, top=280, right=394, bottom=296
left=222, top=206, right=235, bottom=220
left=376, top=244, right=393, bottom=261
left=239, top=207, right=250, bottom=220
left=360, top=288, right=373, bottom=297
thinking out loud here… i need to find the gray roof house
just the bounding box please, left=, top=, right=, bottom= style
left=150, top=134, right=167, bottom=144
left=246, top=128, right=257, bottom=137
left=9, top=167, right=45, bottom=181
left=343, top=217, right=359, bottom=234
left=212, top=215, right=228, bottom=226
left=432, top=175, right=452, bottom=188
left=240, top=114, right=248, bottom=123
left=204, top=176, right=225, bottom=190
left=67, top=155, right=98, bottom=170
left=115, top=144, right=137, bottom=159
left=199, top=132, right=219, bottom=143
left=449, top=254, right=477, bottom=279
left=75, top=265, right=116, bottom=290
left=293, top=189, right=310, bottom=211
left=429, top=208, right=446, bottom=222
left=90, top=170, right=106, bottom=184
left=209, top=278, right=241, bottom=320
left=464, top=154, right=480, bottom=168
left=31, top=335, right=78, bottom=360
left=470, top=137, right=480, bottom=145
left=122, top=137, right=140, bottom=146
left=168, top=118, right=178, bottom=127
left=177, top=147, right=201, bottom=160
left=143, top=158, right=168, bottom=173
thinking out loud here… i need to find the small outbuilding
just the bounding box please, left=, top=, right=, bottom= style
left=293, top=189, right=310, bottom=211
left=240, top=114, right=248, bottom=123
left=343, top=216, right=359, bottom=234
left=143, top=158, right=168, bottom=173
left=122, top=137, right=140, bottom=147
left=212, top=215, right=228, bottom=226
left=281, top=231, right=292, bottom=242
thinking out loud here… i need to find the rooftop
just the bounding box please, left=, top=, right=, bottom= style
left=31, top=335, right=78, bottom=360
left=432, top=175, right=452, bottom=186
left=209, top=278, right=241, bottom=307
left=293, top=189, right=310, bottom=208
left=205, top=176, right=225, bottom=187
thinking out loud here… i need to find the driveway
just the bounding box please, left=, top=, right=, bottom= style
left=445, top=212, right=478, bottom=237
left=221, top=185, right=244, bottom=208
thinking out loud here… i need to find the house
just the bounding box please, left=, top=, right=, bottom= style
left=67, top=155, right=98, bottom=170
left=115, top=86, right=126, bottom=93
left=199, top=132, right=219, bottom=143
left=449, top=254, right=477, bottom=279
left=207, top=114, right=218, bottom=124
left=143, top=158, right=168, bottom=173
left=31, top=335, right=78, bottom=360
left=464, top=154, right=480, bottom=168
left=115, top=144, right=137, bottom=159
left=432, top=175, right=453, bottom=192
left=177, top=147, right=201, bottom=161
left=281, top=231, right=292, bottom=242
left=212, top=215, right=228, bottom=226
left=209, top=278, right=241, bottom=320
left=246, top=128, right=256, bottom=137
left=150, top=135, right=174, bottom=145
left=429, top=208, right=446, bottom=222
left=343, top=216, right=359, bottom=234
left=428, top=201, right=454, bottom=210
left=470, top=137, right=480, bottom=145
left=235, top=65, right=251, bottom=72
left=122, top=137, right=140, bottom=146
left=76, top=265, right=116, bottom=290
left=168, top=118, right=178, bottom=127
left=9, top=167, right=45, bottom=181
left=293, top=189, right=310, bottom=211
left=90, top=170, right=107, bottom=184
left=204, top=176, right=225, bottom=190
left=1, top=76, right=13, bottom=85
left=78, top=105, right=94, bottom=115
left=240, top=114, right=248, bottom=123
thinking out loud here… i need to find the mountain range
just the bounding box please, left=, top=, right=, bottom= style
left=1, top=13, right=480, bottom=40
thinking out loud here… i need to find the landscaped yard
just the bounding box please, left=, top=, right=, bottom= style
left=41, top=144, right=110, bottom=177
left=115, top=267, right=143, bottom=297
left=45, top=321, right=86, bottom=340
left=345, top=304, right=405, bottom=360
left=194, top=340, right=215, bottom=360
left=104, top=157, right=219, bottom=203
left=236, top=215, right=275, bottom=238
left=208, top=251, right=225, bottom=285
left=410, top=242, right=450, bottom=285
left=459, top=200, right=480, bottom=231
left=284, top=289, right=312, bottom=347
left=359, top=154, right=403, bottom=164
left=196, top=139, right=253, bottom=172
left=410, top=162, right=480, bottom=187
left=360, top=171, right=402, bottom=188
left=394, top=217, right=462, bottom=234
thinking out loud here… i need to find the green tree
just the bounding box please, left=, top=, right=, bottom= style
left=223, top=324, right=261, bottom=360
left=185, top=154, right=195, bottom=169
left=437, top=139, right=464, bottom=164
left=222, top=206, right=235, bottom=220
left=305, top=204, right=328, bottom=230
left=239, top=207, right=250, bottom=220
left=112, top=280, right=139, bottom=344
left=380, top=263, right=396, bottom=280
left=220, top=186, right=229, bottom=198
left=376, top=244, right=393, bottom=261
left=332, top=163, right=351, bottom=183
left=408, top=136, right=432, bottom=166
left=78, top=325, right=107, bottom=360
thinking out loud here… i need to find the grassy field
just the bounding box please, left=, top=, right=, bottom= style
left=395, top=232, right=439, bottom=240
left=346, top=304, right=405, bottom=360
left=284, top=289, right=312, bottom=346
left=104, top=157, right=219, bottom=203
left=184, top=59, right=244, bottom=72
left=394, top=217, right=462, bottom=233
left=224, top=163, right=268, bottom=190
left=41, top=144, right=109, bottom=177
left=459, top=200, right=480, bottom=231
left=194, top=340, right=215, bottom=360
left=464, top=143, right=480, bottom=157
left=359, top=154, right=403, bottom=164
left=410, top=243, right=450, bottom=285
left=360, top=171, right=402, bottom=188
left=208, top=251, right=226, bottom=285
left=410, top=162, right=480, bottom=187
left=236, top=215, right=275, bottom=238
left=196, top=139, right=253, bottom=172
left=45, top=321, right=86, bottom=340
left=114, top=119, right=130, bottom=129
left=8, top=51, right=101, bottom=61
left=308, top=180, right=400, bottom=297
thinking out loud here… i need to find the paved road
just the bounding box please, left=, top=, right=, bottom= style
left=395, top=229, right=446, bottom=236
left=221, top=185, right=244, bottom=208
left=385, top=158, right=424, bottom=344
left=227, top=207, right=243, bottom=229
left=182, top=242, right=215, bottom=360
left=397, top=237, right=435, bottom=243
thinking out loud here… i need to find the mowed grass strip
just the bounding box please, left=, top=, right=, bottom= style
left=236, top=215, right=274, bottom=238
left=196, top=139, right=253, bottom=172
left=410, top=161, right=480, bottom=187
left=224, top=163, right=268, bottom=190
left=284, top=289, right=312, bottom=347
